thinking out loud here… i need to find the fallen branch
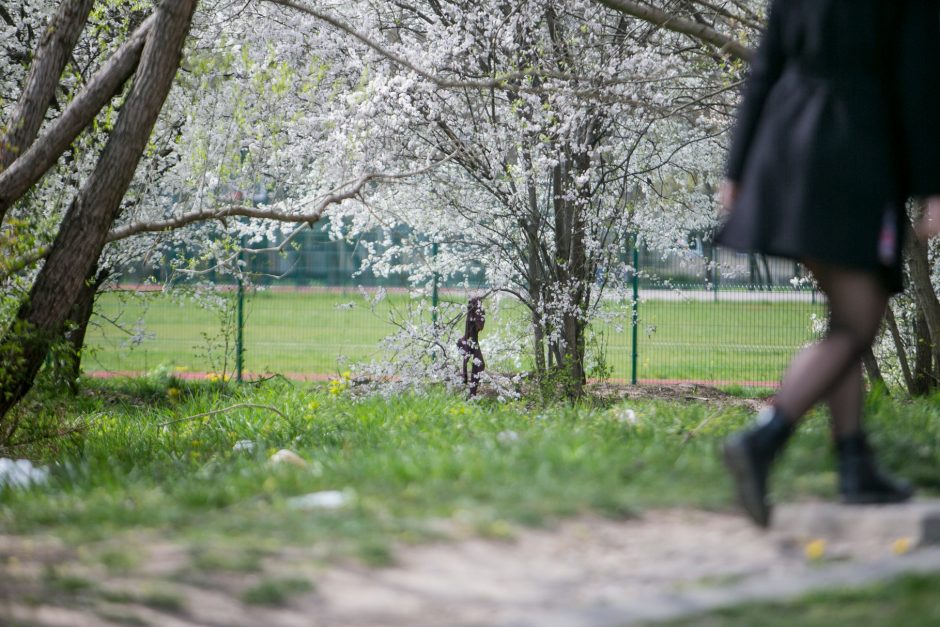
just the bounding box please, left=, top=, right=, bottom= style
left=159, top=403, right=287, bottom=427
left=3, top=423, right=88, bottom=450
left=681, top=410, right=719, bottom=445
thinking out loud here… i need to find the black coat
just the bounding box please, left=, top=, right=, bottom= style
left=717, top=0, right=940, bottom=291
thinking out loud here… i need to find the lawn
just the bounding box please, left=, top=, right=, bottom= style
left=83, top=288, right=825, bottom=384
left=5, top=379, right=939, bottom=553
left=2, top=379, right=939, bottom=620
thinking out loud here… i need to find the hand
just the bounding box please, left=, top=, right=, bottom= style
left=915, top=196, right=940, bottom=240
left=718, top=180, right=739, bottom=217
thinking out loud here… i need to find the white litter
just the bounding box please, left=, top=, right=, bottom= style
left=268, top=449, right=307, bottom=467
left=0, top=458, right=49, bottom=489
left=232, top=440, right=255, bottom=452
left=614, top=408, right=638, bottom=425
left=286, top=490, right=350, bottom=510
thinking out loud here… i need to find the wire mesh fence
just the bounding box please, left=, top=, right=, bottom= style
left=85, top=237, right=826, bottom=388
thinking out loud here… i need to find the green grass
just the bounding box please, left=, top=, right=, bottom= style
left=663, top=572, right=940, bottom=626
left=84, top=289, right=824, bottom=384
left=623, top=300, right=825, bottom=382
left=5, top=379, right=939, bottom=559
left=241, top=576, right=314, bottom=605
left=85, top=289, right=398, bottom=376
left=4, top=380, right=940, bottom=621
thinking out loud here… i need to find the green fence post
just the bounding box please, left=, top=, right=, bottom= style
left=712, top=245, right=719, bottom=303
left=631, top=244, right=639, bottom=385
left=431, top=242, right=439, bottom=325
left=236, top=275, right=244, bottom=383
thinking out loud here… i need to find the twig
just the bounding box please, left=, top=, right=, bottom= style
left=159, top=403, right=287, bottom=427
left=247, top=372, right=294, bottom=386
left=682, top=411, right=718, bottom=444
left=3, top=424, right=88, bottom=450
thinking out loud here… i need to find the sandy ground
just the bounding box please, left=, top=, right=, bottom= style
left=5, top=507, right=939, bottom=627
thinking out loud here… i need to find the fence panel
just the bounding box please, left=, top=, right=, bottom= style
left=85, top=242, right=826, bottom=388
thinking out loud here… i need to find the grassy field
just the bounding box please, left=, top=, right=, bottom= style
left=83, top=289, right=826, bottom=384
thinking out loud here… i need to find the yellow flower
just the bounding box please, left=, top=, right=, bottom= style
left=892, top=537, right=913, bottom=555
left=167, top=387, right=180, bottom=399
left=341, top=370, right=352, bottom=380
left=328, top=378, right=348, bottom=396
left=307, top=400, right=320, bottom=411
left=805, top=539, right=826, bottom=561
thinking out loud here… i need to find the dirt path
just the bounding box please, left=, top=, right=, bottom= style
left=4, top=508, right=940, bottom=626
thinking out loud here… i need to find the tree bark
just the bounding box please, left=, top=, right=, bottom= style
left=904, top=217, right=940, bottom=393
left=54, top=266, right=107, bottom=394
left=862, top=347, right=888, bottom=393
left=0, top=0, right=197, bottom=430
left=0, top=17, right=153, bottom=218
left=0, top=0, right=95, bottom=186
left=885, top=306, right=916, bottom=394
left=911, top=308, right=934, bottom=395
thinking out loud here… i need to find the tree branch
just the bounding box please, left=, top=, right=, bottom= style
left=0, top=0, right=96, bottom=175
left=0, top=15, right=154, bottom=218
left=0, top=158, right=451, bottom=283
left=264, top=0, right=692, bottom=103
left=593, top=0, right=753, bottom=62
left=105, top=157, right=449, bottom=243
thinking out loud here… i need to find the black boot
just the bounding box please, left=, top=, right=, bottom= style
left=722, top=407, right=795, bottom=528
left=836, top=433, right=913, bottom=504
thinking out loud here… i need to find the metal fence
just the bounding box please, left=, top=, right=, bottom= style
left=85, top=234, right=825, bottom=388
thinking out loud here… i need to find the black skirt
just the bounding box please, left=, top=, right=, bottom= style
left=717, top=0, right=940, bottom=295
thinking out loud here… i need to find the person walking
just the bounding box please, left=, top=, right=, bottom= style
left=718, top=0, right=940, bottom=528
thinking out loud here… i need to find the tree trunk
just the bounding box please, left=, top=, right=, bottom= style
left=886, top=305, right=916, bottom=393
left=0, top=0, right=197, bottom=431
left=0, top=0, right=95, bottom=184
left=911, top=308, right=934, bottom=395
left=525, top=174, right=546, bottom=376
left=904, top=217, right=940, bottom=393
left=55, top=266, right=107, bottom=394
left=862, top=347, right=888, bottom=393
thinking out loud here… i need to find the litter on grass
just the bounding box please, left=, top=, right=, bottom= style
left=614, top=408, right=638, bottom=425
left=269, top=449, right=308, bottom=467
left=286, top=490, right=351, bottom=510
left=0, top=458, right=49, bottom=489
